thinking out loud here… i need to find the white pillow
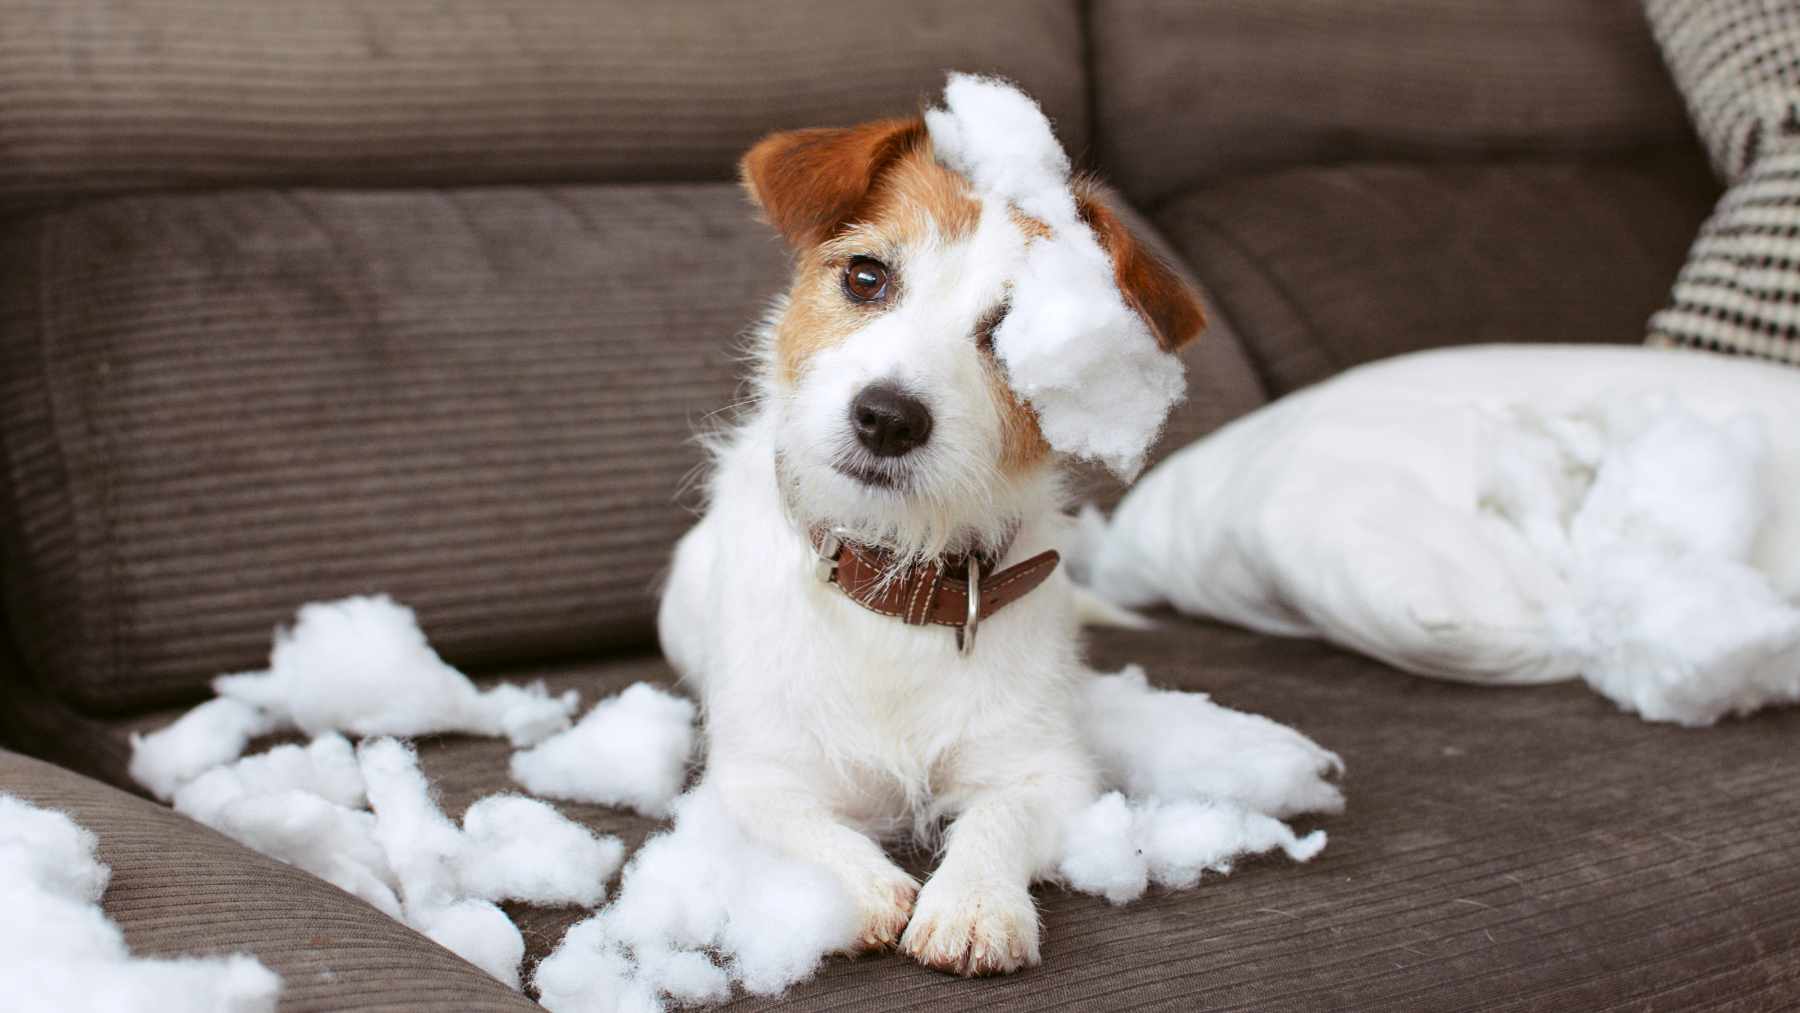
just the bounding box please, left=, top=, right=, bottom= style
left=1084, top=344, right=1800, bottom=725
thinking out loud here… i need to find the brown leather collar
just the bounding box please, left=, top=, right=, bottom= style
left=809, top=526, right=1060, bottom=653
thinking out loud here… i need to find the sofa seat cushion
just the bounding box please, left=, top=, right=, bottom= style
left=0, top=748, right=539, bottom=1011
left=62, top=622, right=1800, bottom=1010
left=1155, top=155, right=1720, bottom=394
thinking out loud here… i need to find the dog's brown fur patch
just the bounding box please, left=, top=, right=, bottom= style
left=986, top=363, right=1051, bottom=473
left=1073, top=182, right=1208, bottom=353
left=768, top=138, right=982, bottom=387
left=740, top=117, right=928, bottom=250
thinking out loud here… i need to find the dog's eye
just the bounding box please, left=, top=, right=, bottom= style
left=974, top=304, right=1008, bottom=353
left=842, top=257, right=890, bottom=303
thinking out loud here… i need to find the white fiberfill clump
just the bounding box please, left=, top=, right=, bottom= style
left=128, top=698, right=283, bottom=803
left=1059, top=666, right=1339, bottom=905
left=925, top=73, right=1185, bottom=480
left=130, top=623, right=626, bottom=988
left=0, top=795, right=282, bottom=1013
left=1058, top=792, right=1326, bottom=906
left=171, top=733, right=401, bottom=917
left=357, top=737, right=527, bottom=988
left=131, top=595, right=578, bottom=803
left=1080, top=666, right=1345, bottom=818
left=212, top=595, right=578, bottom=747
left=1551, top=404, right=1800, bottom=722
left=533, top=785, right=859, bottom=1013
left=166, top=733, right=623, bottom=988
left=511, top=682, right=697, bottom=817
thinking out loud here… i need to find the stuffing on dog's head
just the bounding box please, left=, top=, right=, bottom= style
left=742, top=73, right=1204, bottom=560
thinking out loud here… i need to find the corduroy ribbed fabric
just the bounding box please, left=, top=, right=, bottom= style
left=1152, top=156, right=1720, bottom=395
left=91, top=621, right=1800, bottom=1011
left=0, top=182, right=1271, bottom=713
left=0, top=0, right=1087, bottom=210
left=1090, top=0, right=1695, bottom=207
left=0, top=748, right=541, bottom=1012
left=0, top=185, right=784, bottom=713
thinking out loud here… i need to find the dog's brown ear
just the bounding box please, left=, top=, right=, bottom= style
left=740, top=116, right=927, bottom=249
left=1074, top=184, right=1207, bottom=353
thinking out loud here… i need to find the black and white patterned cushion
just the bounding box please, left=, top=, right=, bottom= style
left=1644, top=0, right=1800, bottom=366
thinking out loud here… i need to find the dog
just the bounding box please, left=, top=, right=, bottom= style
left=658, top=80, right=1205, bottom=976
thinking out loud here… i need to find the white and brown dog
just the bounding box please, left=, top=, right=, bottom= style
left=658, top=77, right=1204, bottom=976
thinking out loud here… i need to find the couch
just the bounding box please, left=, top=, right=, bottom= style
left=3, top=1, right=1796, bottom=1009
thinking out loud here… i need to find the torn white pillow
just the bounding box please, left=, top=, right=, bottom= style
left=0, top=795, right=282, bottom=1013
left=1084, top=343, right=1800, bottom=725
left=925, top=72, right=1184, bottom=480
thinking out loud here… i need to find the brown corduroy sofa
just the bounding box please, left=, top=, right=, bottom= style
left=3, top=2, right=1798, bottom=1010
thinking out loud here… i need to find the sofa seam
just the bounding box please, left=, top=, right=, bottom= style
left=29, top=215, right=117, bottom=711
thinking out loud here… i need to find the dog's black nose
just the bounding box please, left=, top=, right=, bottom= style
left=849, top=384, right=933, bottom=458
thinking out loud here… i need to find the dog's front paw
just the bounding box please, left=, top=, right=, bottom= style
left=846, top=863, right=919, bottom=952
left=900, top=874, right=1040, bottom=976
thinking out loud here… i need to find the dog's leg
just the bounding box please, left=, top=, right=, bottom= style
left=707, top=766, right=918, bottom=952
left=901, top=752, right=1095, bottom=976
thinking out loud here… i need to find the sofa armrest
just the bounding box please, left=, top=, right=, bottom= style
left=0, top=749, right=539, bottom=1012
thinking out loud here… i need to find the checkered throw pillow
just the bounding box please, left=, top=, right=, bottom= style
left=1644, top=0, right=1800, bottom=366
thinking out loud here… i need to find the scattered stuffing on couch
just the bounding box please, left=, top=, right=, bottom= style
left=130, top=595, right=578, bottom=801
left=534, top=662, right=1337, bottom=1010
left=0, top=795, right=281, bottom=1013
left=1081, top=344, right=1800, bottom=726
left=129, top=596, right=1342, bottom=1009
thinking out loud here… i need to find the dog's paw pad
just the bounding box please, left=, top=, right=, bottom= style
left=900, top=877, right=1040, bottom=976
left=848, top=868, right=919, bottom=952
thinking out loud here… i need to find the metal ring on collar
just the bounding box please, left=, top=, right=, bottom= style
left=960, top=557, right=981, bottom=656
left=813, top=527, right=850, bottom=583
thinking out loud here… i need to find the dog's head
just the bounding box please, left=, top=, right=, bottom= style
left=742, top=85, right=1204, bottom=560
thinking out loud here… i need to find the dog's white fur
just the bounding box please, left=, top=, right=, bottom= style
left=659, top=124, right=1183, bottom=974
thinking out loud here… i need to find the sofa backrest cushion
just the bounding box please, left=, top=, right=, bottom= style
left=1150, top=155, right=1719, bottom=395
left=1092, top=0, right=1696, bottom=207
left=0, top=0, right=1086, bottom=211
left=0, top=186, right=783, bottom=712
left=0, top=183, right=1267, bottom=712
